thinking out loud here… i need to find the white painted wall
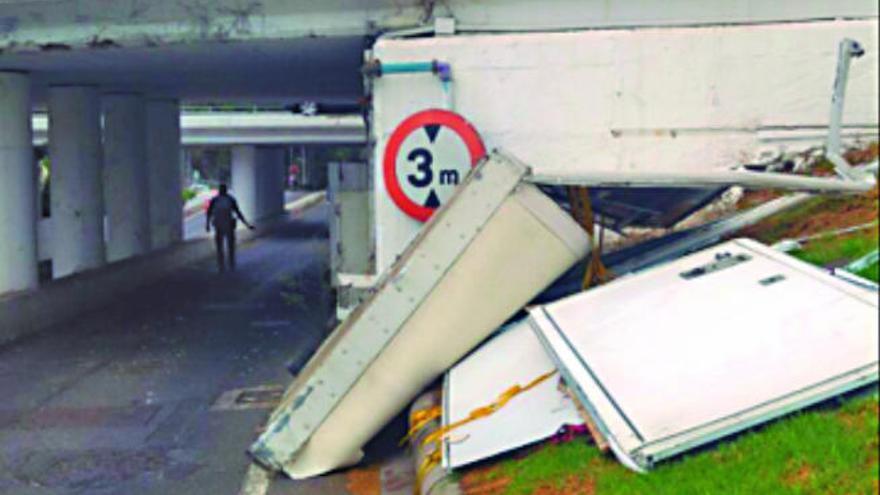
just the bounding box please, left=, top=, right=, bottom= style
left=371, top=19, right=880, bottom=273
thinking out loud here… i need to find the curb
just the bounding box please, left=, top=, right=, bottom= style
left=285, top=191, right=326, bottom=215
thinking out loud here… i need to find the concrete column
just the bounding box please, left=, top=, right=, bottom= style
left=146, top=99, right=182, bottom=250
left=103, top=94, right=150, bottom=262
left=0, top=72, right=38, bottom=293
left=269, top=148, right=287, bottom=215
left=231, top=145, right=258, bottom=223
left=48, top=86, right=105, bottom=277
left=255, top=146, right=287, bottom=220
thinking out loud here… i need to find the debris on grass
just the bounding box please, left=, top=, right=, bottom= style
left=452, top=142, right=879, bottom=493
left=737, top=183, right=878, bottom=244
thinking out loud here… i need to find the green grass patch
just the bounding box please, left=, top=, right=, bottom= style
left=790, top=229, right=878, bottom=270
left=182, top=187, right=198, bottom=202
left=854, top=261, right=879, bottom=283
left=494, top=393, right=878, bottom=495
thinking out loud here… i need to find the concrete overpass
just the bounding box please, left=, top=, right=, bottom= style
left=2, top=0, right=877, bottom=295
left=32, top=112, right=367, bottom=146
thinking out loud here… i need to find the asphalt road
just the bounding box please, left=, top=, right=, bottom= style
left=0, top=204, right=333, bottom=495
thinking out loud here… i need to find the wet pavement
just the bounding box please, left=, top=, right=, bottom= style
left=0, top=204, right=334, bottom=495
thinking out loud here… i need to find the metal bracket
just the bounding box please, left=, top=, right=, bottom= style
left=824, top=38, right=867, bottom=181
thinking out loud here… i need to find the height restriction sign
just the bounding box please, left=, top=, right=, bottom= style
left=383, top=109, right=486, bottom=222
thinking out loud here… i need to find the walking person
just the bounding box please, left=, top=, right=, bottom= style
left=206, top=184, right=255, bottom=272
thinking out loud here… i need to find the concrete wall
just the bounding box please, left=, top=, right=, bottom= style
left=370, top=19, right=880, bottom=273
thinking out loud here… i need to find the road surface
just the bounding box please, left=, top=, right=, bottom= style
left=0, top=204, right=334, bottom=495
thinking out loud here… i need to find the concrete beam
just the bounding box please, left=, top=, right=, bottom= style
left=0, top=71, right=38, bottom=294
left=0, top=0, right=425, bottom=50
left=0, top=0, right=875, bottom=53
left=32, top=113, right=367, bottom=146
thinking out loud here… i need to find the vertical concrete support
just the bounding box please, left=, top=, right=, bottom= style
left=0, top=72, right=38, bottom=294
left=146, top=99, right=182, bottom=250
left=256, top=146, right=286, bottom=219
left=48, top=86, right=105, bottom=277
left=231, top=145, right=258, bottom=222
left=103, top=94, right=150, bottom=262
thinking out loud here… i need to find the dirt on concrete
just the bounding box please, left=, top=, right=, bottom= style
left=345, top=466, right=382, bottom=495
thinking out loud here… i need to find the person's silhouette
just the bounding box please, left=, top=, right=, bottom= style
left=206, top=184, right=254, bottom=272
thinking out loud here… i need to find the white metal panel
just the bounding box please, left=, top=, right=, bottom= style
left=443, top=320, right=581, bottom=469
left=530, top=239, right=879, bottom=469
left=371, top=20, right=879, bottom=273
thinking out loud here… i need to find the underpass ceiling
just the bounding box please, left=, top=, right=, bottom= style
left=0, top=36, right=367, bottom=106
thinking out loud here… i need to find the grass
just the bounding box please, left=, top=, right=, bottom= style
left=182, top=187, right=199, bottom=202
left=854, top=262, right=879, bottom=283
left=479, top=392, right=878, bottom=495
left=790, top=227, right=879, bottom=282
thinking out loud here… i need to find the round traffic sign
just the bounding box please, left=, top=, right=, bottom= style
left=383, top=109, right=486, bottom=222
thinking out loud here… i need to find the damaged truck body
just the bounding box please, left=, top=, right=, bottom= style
left=253, top=3, right=879, bottom=491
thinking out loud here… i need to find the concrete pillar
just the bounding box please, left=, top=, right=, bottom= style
left=0, top=72, right=38, bottom=293
left=270, top=148, right=287, bottom=215
left=103, top=94, right=150, bottom=262
left=257, top=146, right=288, bottom=219
left=48, top=86, right=105, bottom=277
left=146, top=99, right=182, bottom=250
left=231, top=145, right=258, bottom=223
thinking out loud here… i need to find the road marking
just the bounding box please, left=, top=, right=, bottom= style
left=239, top=462, right=272, bottom=495
left=285, top=191, right=326, bottom=212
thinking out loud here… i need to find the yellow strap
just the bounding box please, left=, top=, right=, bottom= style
left=401, top=405, right=442, bottom=446
left=421, top=370, right=557, bottom=448
left=415, top=449, right=442, bottom=494
left=567, top=187, right=613, bottom=289
left=409, top=370, right=557, bottom=494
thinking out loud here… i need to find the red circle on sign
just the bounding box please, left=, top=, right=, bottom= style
left=383, top=109, right=486, bottom=222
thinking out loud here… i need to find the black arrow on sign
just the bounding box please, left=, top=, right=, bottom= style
left=424, top=189, right=441, bottom=208
left=424, top=125, right=441, bottom=143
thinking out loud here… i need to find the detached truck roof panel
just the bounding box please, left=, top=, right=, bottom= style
left=529, top=238, right=879, bottom=471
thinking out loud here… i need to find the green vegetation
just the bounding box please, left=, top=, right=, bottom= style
left=854, top=261, right=879, bottom=283
left=489, top=392, right=878, bottom=495
left=791, top=229, right=879, bottom=282
left=182, top=187, right=199, bottom=202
